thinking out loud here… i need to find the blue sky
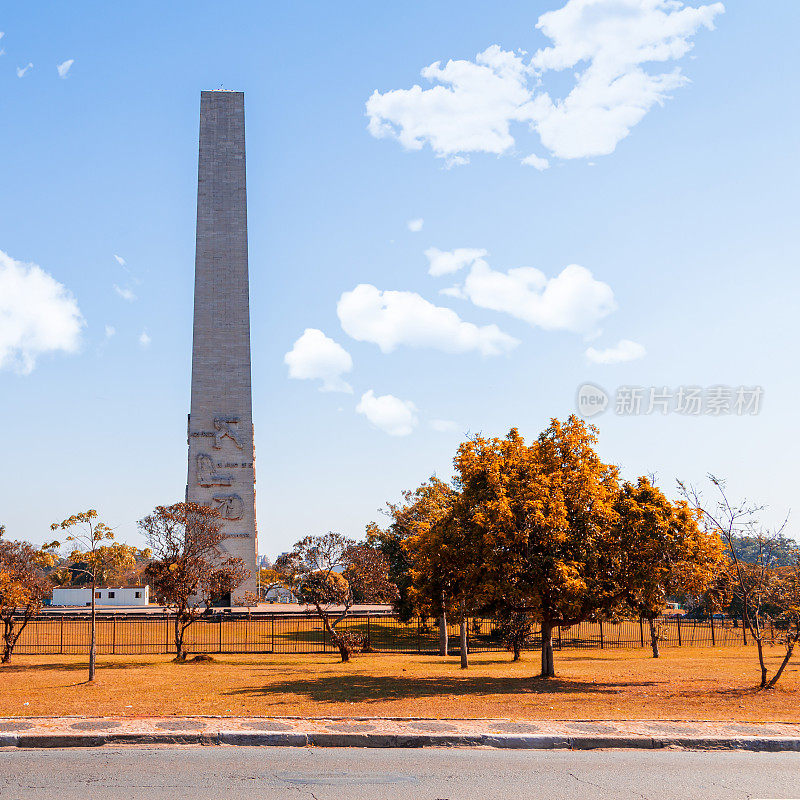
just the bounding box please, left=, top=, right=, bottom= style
left=1, top=1, right=798, bottom=556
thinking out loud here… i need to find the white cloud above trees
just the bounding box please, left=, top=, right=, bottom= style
left=0, top=250, right=84, bottom=374
left=337, top=283, right=519, bottom=356
left=357, top=390, right=418, bottom=436
left=284, top=328, right=354, bottom=393
left=441, top=255, right=616, bottom=336
left=367, top=0, right=724, bottom=166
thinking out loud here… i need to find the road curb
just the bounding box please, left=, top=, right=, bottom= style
left=4, top=730, right=800, bottom=751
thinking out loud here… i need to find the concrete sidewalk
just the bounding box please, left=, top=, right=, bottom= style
left=1, top=717, right=800, bottom=750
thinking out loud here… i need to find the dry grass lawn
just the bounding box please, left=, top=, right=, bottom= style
left=0, top=647, right=798, bottom=721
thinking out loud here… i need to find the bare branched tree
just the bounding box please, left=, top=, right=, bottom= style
left=680, top=476, right=799, bottom=688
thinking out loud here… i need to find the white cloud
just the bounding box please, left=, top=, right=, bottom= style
left=284, top=328, right=353, bottom=393
left=407, top=218, right=424, bottom=232
left=56, top=59, right=74, bottom=79
left=138, top=330, right=151, bottom=347
left=113, top=284, right=136, bottom=302
left=430, top=419, right=459, bottom=433
left=113, top=254, right=126, bottom=266
left=104, top=325, right=116, bottom=339
left=0, top=249, right=84, bottom=374
left=357, top=390, right=418, bottom=436
left=425, top=247, right=488, bottom=277
left=448, top=260, right=616, bottom=335
left=367, top=45, right=539, bottom=165
left=16, top=63, right=33, bottom=78
left=522, top=153, right=550, bottom=170
left=585, top=338, right=646, bottom=364
left=366, top=0, right=724, bottom=165
left=337, top=283, right=519, bottom=357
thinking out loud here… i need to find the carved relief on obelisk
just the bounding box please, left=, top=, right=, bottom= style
left=185, top=90, right=258, bottom=603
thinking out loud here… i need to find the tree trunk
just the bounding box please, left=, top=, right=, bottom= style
left=648, top=617, right=660, bottom=659
left=540, top=619, right=555, bottom=678
left=438, top=609, right=448, bottom=657
left=767, top=635, right=797, bottom=689
left=2, top=618, right=13, bottom=663
left=755, top=637, right=768, bottom=689
left=89, top=577, right=97, bottom=681
left=512, top=642, right=521, bottom=662
left=459, top=613, right=468, bottom=669
left=174, top=615, right=186, bottom=661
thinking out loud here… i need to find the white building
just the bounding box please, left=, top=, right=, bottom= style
left=51, top=586, right=149, bottom=607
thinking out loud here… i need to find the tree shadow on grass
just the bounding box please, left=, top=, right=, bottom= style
left=225, top=674, right=657, bottom=704
left=0, top=660, right=154, bottom=674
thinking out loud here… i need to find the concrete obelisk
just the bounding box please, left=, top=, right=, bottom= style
left=186, top=90, right=257, bottom=603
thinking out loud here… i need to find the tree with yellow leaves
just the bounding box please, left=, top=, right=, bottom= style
left=0, top=526, right=59, bottom=663
left=448, top=417, right=623, bottom=677
left=613, top=477, right=725, bottom=657
left=50, top=510, right=115, bottom=681
left=369, top=477, right=458, bottom=655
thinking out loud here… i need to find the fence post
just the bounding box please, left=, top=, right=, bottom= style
left=557, top=625, right=562, bottom=650
left=367, top=615, right=371, bottom=648
left=710, top=614, right=715, bottom=646
left=271, top=615, right=275, bottom=653
left=599, top=621, right=604, bottom=649
left=417, top=617, right=421, bottom=654
left=677, top=615, right=682, bottom=646
left=112, top=616, right=116, bottom=656
left=60, top=616, right=64, bottom=655
left=219, top=615, right=223, bottom=654
left=639, top=617, right=644, bottom=647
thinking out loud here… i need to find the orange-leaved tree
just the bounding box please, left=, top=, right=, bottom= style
left=277, top=533, right=397, bottom=662
left=50, top=510, right=115, bottom=681
left=447, top=417, right=623, bottom=678
left=613, top=477, right=725, bottom=657
left=0, top=526, right=58, bottom=663
left=370, top=477, right=458, bottom=655
left=140, top=502, right=250, bottom=661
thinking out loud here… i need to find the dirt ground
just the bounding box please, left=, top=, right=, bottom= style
left=1, top=647, right=797, bottom=721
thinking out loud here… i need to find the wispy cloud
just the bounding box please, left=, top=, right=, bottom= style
left=407, top=218, right=424, bottom=232
left=585, top=339, right=646, bottom=364
left=430, top=419, right=459, bottom=433
left=426, top=247, right=487, bottom=277
left=138, top=330, right=151, bottom=348
left=113, top=284, right=137, bottom=302
left=16, top=62, right=33, bottom=78
left=56, top=59, right=74, bottom=79
left=113, top=254, right=126, bottom=266
left=104, top=325, right=116, bottom=339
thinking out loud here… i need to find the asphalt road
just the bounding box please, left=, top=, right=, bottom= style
left=2, top=747, right=800, bottom=800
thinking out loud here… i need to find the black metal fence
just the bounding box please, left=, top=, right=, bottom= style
left=10, top=613, right=754, bottom=656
